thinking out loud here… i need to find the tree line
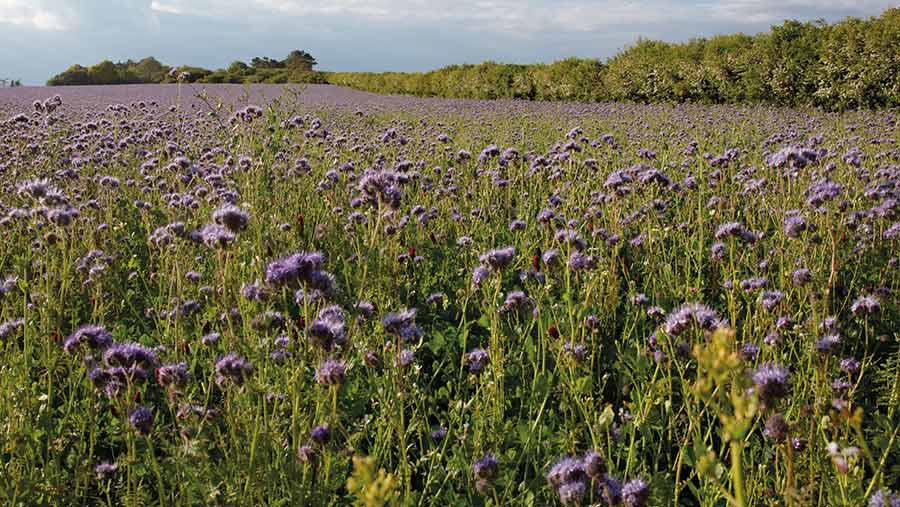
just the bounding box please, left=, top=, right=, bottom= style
left=46, top=8, right=900, bottom=110
left=46, top=51, right=321, bottom=87
left=328, top=8, right=900, bottom=110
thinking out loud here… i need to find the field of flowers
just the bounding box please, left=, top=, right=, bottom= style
left=0, top=82, right=898, bottom=506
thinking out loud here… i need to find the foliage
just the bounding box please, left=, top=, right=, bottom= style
left=329, top=8, right=900, bottom=110
left=46, top=50, right=320, bottom=87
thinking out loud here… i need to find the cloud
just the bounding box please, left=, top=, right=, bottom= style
left=135, top=0, right=900, bottom=37
left=149, top=1, right=183, bottom=15
left=0, top=0, right=70, bottom=30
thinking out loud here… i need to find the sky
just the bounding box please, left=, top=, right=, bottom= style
left=0, top=0, right=898, bottom=85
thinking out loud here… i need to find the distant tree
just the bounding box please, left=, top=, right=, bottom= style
left=87, top=60, right=120, bottom=84
left=227, top=61, right=251, bottom=75
left=283, top=50, right=317, bottom=71
left=131, top=57, right=168, bottom=83
left=251, top=56, right=283, bottom=69
left=47, top=64, right=92, bottom=85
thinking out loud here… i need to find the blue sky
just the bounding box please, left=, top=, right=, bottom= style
left=1, top=0, right=897, bottom=85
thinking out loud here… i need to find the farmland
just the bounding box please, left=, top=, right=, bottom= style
left=0, top=82, right=898, bottom=506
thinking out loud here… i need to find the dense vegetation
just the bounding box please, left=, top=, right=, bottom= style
left=329, top=8, right=900, bottom=110
left=0, top=79, right=23, bottom=88
left=47, top=51, right=321, bottom=87
left=1, top=83, right=899, bottom=506
left=49, top=9, right=900, bottom=111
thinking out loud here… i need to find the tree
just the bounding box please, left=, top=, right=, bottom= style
left=283, top=50, right=317, bottom=71
left=47, top=64, right=92, bottom=85
left=131, top=57, right=168, bottom=83
left=251, top=56, right=283, bottom=69
left=227, top=61, right=251, bottom=75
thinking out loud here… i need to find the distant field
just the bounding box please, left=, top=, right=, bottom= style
left=1, top=83, right=898, bottom=506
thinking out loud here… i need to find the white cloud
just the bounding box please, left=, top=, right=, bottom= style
left=150, top=1, right=183, bottom=15
left=0, top=0, right=69, bottom=30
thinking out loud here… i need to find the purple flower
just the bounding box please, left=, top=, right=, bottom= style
left=760, top=291, right=784, bottom=311
left=546, top=456, right=588, bottom=488
left=753, top=363, right=790, bottom=407
left=241, top=282, right=270, bottom=302
left=739, top=343, right=760, bottom=362
left=215, top=353, right=254, bottom=386
left=63, top=324, right=113, bottom=353
left=201, top=332, right=220, bottom=346
left=430, top=427, right=447, bottom=441
left=558, top=481, right=586, bottom=506
left=583, top=451, right=606, bottom=479
left=783, top=213, right=807, bottom=238
left=869, top=490, right=900, bottom=507
left=297, top=445, right=316, bottom=464
left=95, top=461, right=118, bottom=479
left=597, top=475, right=623, bottom=505
left=764, top=332, right=782, bottom=347
left=563, top=341, right=587, bottom=362
left=264, top=251, right=325, bottom=286
left=663, top=303, right=725, bottom=336
left=775, top=316, right=793, bottom=330
left=851, top=294, right=881, bottom=316
left=622, top=479, right=650, bottom=507
left=792, top=268, right=812, bottom=286
left=473, top=453, right=499, bottom=480
left=129, top=406, right=154, bottom=436
left=740, top=277, right=768, bottom=291
left=315, top=359, right=347, bottom=386
left=816, top=332, right=842, bottom=354
left=381, top=308, right=418, bottom=336
left=764, top=413, right=789, bottom=441
left=715, top=222, right=759, bottom=243
left=212, top=204, right=250, bottom=232
left=0, top=318, right=25, bottom=339
left=840, top=357, right=861, bottom=374
left=554, top=229, right=586, bottom=251
left=500, top=291, right=535, bottom=315
left=396, top=348, right=416, bottom=368
left=198, top=224, right=235, bottom=248
left=466, top=348, right=490, bottom=373
left=156, top=362, right=189, bottom=389
left=568, top=251, right=596, bottom=271
left=311, top=424, right=331, bottom=445
left=307, top=305, right=347, bottom=350
left=479, top=246, right=515, bottom=271
left=472, top=265, right=490, bottom=288
left=103, top=342, right=157, bottom=370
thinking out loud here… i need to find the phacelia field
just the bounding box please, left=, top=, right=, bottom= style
left=1, top=83, right=898, bottom=507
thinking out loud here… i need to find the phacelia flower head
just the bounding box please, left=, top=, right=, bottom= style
left=466, top=347, right=490, bottom=373
left=869, top=489, right=900, bottom=507
left=479, top=246, right=515, bottom=271
left=198, top=223, right=235, bottom=249
left=752, top=363, right=790, bottom=408
left=851, top=294, right=881, bottom=316
left=311, top=424, right=331, bottom=445
left=129, top=406, right=154, bottom=436
left=212, top=204, right=250, bottom=232
left=63, top=324, right=113, bottom=353
left=156, top=362, right=189, bottom=389
left=663, top=303, right=725, bottom=336
left=622, top=479, right=650, bottom=507
left=215, top=352, right=254, bottom=386
left=315, top=358, right=347, bottom=386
